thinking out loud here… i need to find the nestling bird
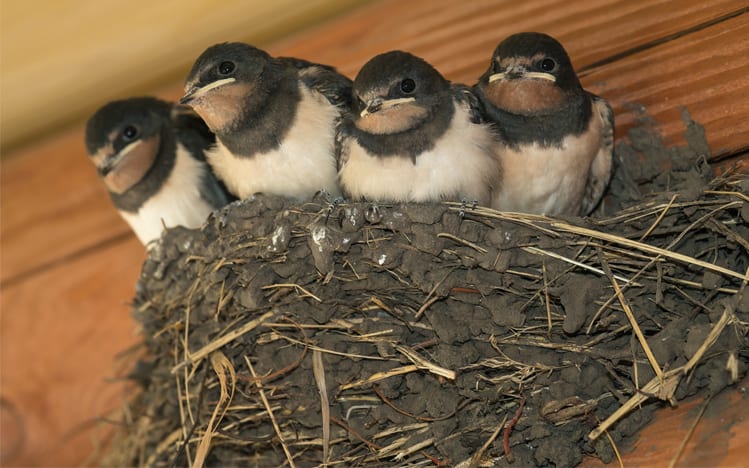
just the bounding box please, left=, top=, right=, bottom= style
left=181, top=43, right=351, bottom=201
left=474, top=32, right=614, bottom=216
left=337, top=50, right=499, bottom=205
left=85, top=97, right=231, bottom=245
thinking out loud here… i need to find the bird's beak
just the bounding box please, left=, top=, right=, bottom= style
left=488, top=71, right=508, bottom=83
left=522, top=71, right=556, bottom=82
left=489, top=65, right=555, bottom=83
left=180, top=77, right=237, bottom=104
left=359, top=97, right=416, bottom=118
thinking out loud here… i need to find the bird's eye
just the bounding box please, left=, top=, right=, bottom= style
left=122, top=125, right=139, bottom=141
left=400, top=78, right=416, bottom=94
left=540, top=58, right=557, bottom=72
left=218, top=61, right=235, bottom=75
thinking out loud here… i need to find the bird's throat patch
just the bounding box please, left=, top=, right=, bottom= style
left=104, top=135, right=160, bottom=194
left=485, top=79, right=565, bottom=114
left=190, top=82, right=255, bottom=133
left=355, top=104, right=428, bottom=135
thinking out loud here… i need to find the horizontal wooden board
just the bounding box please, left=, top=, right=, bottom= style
left=638, top=382, right=749, bottom=467
left=0, top=236, right=144, bottom=466
left=274, top=0, right=749, bottom=159
left=273, top=0, right=747, bottom=82
left=585, top=14, right=749, bottom=159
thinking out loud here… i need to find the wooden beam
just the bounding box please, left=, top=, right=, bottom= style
left=4, top=1, right=748, bottom=286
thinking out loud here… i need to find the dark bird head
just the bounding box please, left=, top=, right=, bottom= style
left=85, top=97, right=171, bottom=195
left=181, top=42, right=276, bottom=133
left=352, top=50, right=450, bottom=135
left=477, top=32, right=582, bottom=115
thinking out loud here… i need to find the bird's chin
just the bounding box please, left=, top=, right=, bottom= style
left=354, top=105, right=428, bottom=135
left=485, top=79, right=565, bottom=114
left=185, top=83, right=253, bottom=134
left=103, top=136, right=160, bottom=194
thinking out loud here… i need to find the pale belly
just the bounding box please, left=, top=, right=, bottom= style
left=122, top=145, right=219, bottom=245
left=207, top=87, right=341, bottom=201
left=492, top=130, right=601, bottom=216
left=339, top=107, right=497, bottom=205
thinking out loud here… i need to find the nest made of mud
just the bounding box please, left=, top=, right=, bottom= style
left=106, top=116, right=749, bottom=467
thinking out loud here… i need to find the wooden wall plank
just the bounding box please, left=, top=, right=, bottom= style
left=272, top=0, right=747, bottom=81
left=0, top=237, right=144, bottom=466
left=585, top=14, right=749, bottom=159
left=275, top=0, right=749, bottom=158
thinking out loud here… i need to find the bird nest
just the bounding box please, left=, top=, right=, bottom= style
left=104, top=114, right=748, bottom=467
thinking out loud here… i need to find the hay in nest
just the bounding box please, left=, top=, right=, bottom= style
left=104, top=114, right=749, bottom=467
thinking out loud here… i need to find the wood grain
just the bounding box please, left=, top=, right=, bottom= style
left=272, top=0, right=747, bottom=81
left=273, top=0, right=749, bottom=159
left=4, top=1, right=748, bottom=286
left=0, top=236, right=144, bottom=466
left=585, top=14, right=749, bottom=159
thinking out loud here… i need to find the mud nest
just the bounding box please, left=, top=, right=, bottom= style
left=106, top=113, right=749, bottom=467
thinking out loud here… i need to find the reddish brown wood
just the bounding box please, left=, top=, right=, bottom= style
left=273, top=0, right=746, bottom=81
left=585, top=14, right=749, bottom=159
left=272, top=0, right=749, bottom=160
left=0, top=236, right=144, bottom=466
left=583, top=377, right=749, bottom=467
left=0, top=129, right=132, bottom=285
left=4, top=0, right=747, bottom=286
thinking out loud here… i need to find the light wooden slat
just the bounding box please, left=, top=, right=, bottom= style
left=585, top=14, right=749, bottom=159
left=0, top=236, right=144, bottom=466
left=0, top=0, right=368, bottom=152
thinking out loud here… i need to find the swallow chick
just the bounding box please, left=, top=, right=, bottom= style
left=181, top=42, right=351, bottom=201
left=475, top=32, right=614, bottom=216
left=85, top=97, right=231, bottom=245
left=337, top=50, right=498, bottom=205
